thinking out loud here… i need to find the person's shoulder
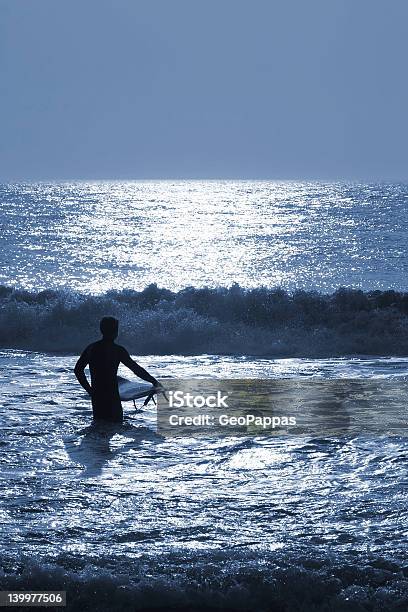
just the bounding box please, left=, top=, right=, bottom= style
left=115, top=344, right=128, bottom=353
left=87, top=340, right=100, bottom=348
left=115, top=344, right=130, bottom=356
left=84, top=340, right=101, bottom=354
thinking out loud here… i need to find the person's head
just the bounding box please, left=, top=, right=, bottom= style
left=100, top=316, right=119, bottom=340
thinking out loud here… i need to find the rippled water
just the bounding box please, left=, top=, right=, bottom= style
left=2, top=181, right=408, bottom=293
left=1, top=181, right=407, bottom=609
left=0, top=351, right=407, bottom=609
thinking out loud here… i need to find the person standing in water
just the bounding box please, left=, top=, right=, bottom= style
left=74, top=316, right=159, bottom=422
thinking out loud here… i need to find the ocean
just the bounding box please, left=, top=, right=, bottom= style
left=0, top=181, right=407, bottom=611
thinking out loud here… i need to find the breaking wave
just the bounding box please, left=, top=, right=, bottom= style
left=1, top=284, right=408, bottom=356
left=1, top=550, right=407, bottom=612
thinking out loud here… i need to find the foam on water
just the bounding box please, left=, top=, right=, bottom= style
left=2, top=284, right=408, bottom=357
left=1, top=181, right=408, bottom=608
left=1, top=549, right=407, bottom=612
left=0, top=351, right=407, bottom=609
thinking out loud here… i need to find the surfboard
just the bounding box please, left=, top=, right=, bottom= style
left=117, top=376, right=155, bottom=401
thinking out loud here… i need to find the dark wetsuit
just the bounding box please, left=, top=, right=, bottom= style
left=74, top=339, right=157, bottom=422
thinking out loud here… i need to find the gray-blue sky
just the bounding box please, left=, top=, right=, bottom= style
left=1, top=0, right=407, bottom=180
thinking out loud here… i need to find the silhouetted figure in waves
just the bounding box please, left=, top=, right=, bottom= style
left=74, top=316, right=158, bottom=423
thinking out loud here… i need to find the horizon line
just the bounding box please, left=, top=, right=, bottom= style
left=1, top=176, right=408, bottom=184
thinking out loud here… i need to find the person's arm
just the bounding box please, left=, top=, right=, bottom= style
left=120, top=348, right=159, bottom=386
left=74, top=348, right=93, bottom=396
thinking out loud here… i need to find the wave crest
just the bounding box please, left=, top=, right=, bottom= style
left=1, top=284, right=408, bottom=356
left=1, top=550, right=407, bottom=612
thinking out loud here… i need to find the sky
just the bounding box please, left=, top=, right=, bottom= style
left=1, top=0, right=408, bottom=181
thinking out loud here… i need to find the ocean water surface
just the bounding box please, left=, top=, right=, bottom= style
left=2, top=180, right=408, bottom=293
left=0, top=182, right=407, bottom=610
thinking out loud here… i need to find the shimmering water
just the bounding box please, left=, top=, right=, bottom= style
left=2, top=181, right=408, bottom=293
left=0, top=182, right=407, bottom=610
left=0, top=351, right=407, bottom=609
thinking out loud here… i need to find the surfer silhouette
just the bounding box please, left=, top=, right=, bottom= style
left=74, top=316, right=159, bottom=422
